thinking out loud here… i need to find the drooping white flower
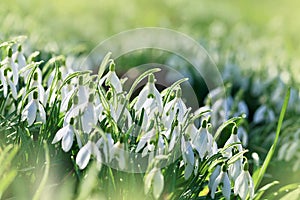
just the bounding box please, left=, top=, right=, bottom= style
left=98, top=134, right=114, bottom=163
left=77, top=76, right=88, bottom=104
left=111, top=141, right=126, bottom=170
left=192, top=123, right=217, bottom=160
left=136, top=129, right=156, bottom=153
left=237, top=126, right=248, bottom=147
left=168, top=125, right=180, bottom=152
left=21, top=91, right=46, bottom=126
left=163, top=88, right=188, bottom=127
left=209, top=165, right=231, bottom=200
left=81, top=93, right=97, bottom=133
left=228, top=158, right=242, bottom=181
left=3, top=48, right=19, bottom=85
left=28, top=71, right=45, bottom=105
left=223, top=126, right=243, bottom=158
left=106, top=62, right=122, bottom=93
left=134, top=74, right=163, bottom=115
left=234, top=162, right=254, bottom=200
left=109, top=95, right=132, bottom=128
left=76, top=140, right=102, bottom=170
left=45, top=71, right=64, bottom=105
left=12, top=45, right=27, bottom=70
left=144, top=167, right=164, bottom=199
left=253, top=105, right=275, bottom=124
left=0, top=68, right=17, bottom=99
left=60, top=85, right=76, bottom=112
left=52, top=117, right=76, bottom=152
left=181, top=136, right=195, bottom=180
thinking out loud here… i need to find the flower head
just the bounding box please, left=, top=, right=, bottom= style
left=234, top=162, right=254, bottom=200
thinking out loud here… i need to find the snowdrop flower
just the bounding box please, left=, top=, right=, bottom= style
left=234, top=162, right=254, bottom=200
left=223, top=126, right=243, bottom=158
left=181, top=136, right=195, bottom=179
left=52, top=117, right=76, bottom=152
left=12, top=45, right=27, bottom=70
left=136, top=129, right=156, bottom=153
left=236, top=101, right=249, bottom=117
left=21, top=91, right=46, bottom=126
left=168, top=125, right=180, bottom=152
left=76, top=140, right=102, bottom=170
left=209, top=165, right=231, bottom=200
left=106, top=62, right=122, bottom=93
left=0, top=69, right=17, bottom=99
left=98, top=134, right=114, bottom=163
left=29, top=71, right=45, bottom=105
left=111, top=141, right=126, bottom=170
left=134, top=74, right=163, bottom=115
left=60, top=82, right=76, bottom=112
left=144, top=167, right=164, bottom=199
left=253, top=105, right=275, bottom=124
left=163, top=88, right=188, bottom=129
left=3, top=48, right=19, bottom=85
left=209, top=165, right=221, bottom=190
left=228, top=157, right=243, bottom=181
left=238, top=126, right=248, bottom=146
left=192, top=123, right=216, bottom=160
left=81, top=93, right=97, bottom=133
left=77, top=76, right=88, bottom=104
left=109, top=95, right=132, bottom=128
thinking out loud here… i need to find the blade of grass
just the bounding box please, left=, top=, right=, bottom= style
left=33, top=141, right=50, bottom=200
left=126, top=68, right=161, bottom=100
left=253, top=87, right=290, bottom=191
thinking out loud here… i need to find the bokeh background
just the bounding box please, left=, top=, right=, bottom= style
left=1, top=0, right=300, bottom=199
left=1, top=0, right=300, bottom=54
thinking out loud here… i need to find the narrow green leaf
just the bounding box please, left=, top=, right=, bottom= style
left=213, top=117, right=243, bottom=140
left=254, top=88, right=290, bottom=191
left=33, top=141, right=50, bottom=200
left=98, top=52, right=112, bottom=79
left=161, top=78, right=188, bottom=105
left=253, top=181, right=279, bottom=200
left=126, top=68, right=161, bottom=100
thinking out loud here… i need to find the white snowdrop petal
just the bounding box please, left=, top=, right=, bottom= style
left=8, top=79, right=17, bottom=99
left=92, top=143, right=102, bottom=168
left=61, top=89, right=75, bottom=112
left=222, top=173, right=231, bottom=200
left=144, top=168, right=155, bottom=194
left=76, top=142, right=92, bottom=170
left=52, top=125, right=69, bottom=144
left=10, top=60, right=19, bottom=85
left=209, top=165, right=221, bottom=190
left=25, top=100, right=37, bottom=126
left=211, top=172, right=222, bottom=199
left=135, top=87, right=148, bottom=111
left=0, top=71, right=8, bottom=97
left=285, top=141, right=298, bottom=161
left=62, top=128, right=74, bottom=152
left=78, top=85, right=88, bottom=104
left=82, top=103, right=96, bottom=133
left=17, top=53, right=27, bottom=69
left=109, top=72, right=122, bottom=93
left=153, top=169, right=164, bottom=199
left=38, top=103, right=46, bottom=123
left=184, top=162, right=194, bottom=180
left=253, top=105, right=266, bottom=124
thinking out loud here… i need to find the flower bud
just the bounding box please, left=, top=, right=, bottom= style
left=33, top=91, right=38, bottom=99
left=8, top=47, right=12, bottom=57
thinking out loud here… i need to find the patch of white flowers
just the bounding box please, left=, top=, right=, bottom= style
left=0, top=41, right=255, bottom=200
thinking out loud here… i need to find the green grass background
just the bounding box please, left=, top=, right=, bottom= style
left=1, top=0, right=300, bottom=54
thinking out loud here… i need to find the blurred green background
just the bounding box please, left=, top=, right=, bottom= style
left=1, top=1, right=300, bottom=199
left=1, top=0, right=300, bottom=55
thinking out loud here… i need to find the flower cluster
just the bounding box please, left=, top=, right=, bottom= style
left=0, top=41, right=255, bottom=200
